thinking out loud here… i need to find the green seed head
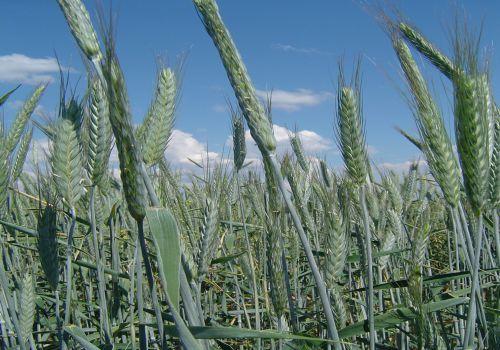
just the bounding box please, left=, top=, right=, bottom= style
left=57, top=0, right=102, bottom=63
left=193, top=0, right=276, bottom=154
left=399, top=22, right=455, bottom=80
left=231, top=109, right=247, bottom=171
left=489, top=107, right=500, bottom=208
left=11, top=127, right=33, bottom=184
left=104, top=55, right=148, bottom=221
left=37, top=205, right=59, bottom=291
left=393, top=36, right=460, bottom=207
left=51, top=118, right=85, bottom=207
left=87, top=77, right=113, bottom=186
left=290, top=133, right=309, bottom=172
left=454, top=73, right=490, bottom=213
left=336, top=82, right=369, bottom=186
left=6, top=84, right=46, bottom=154
left=138, top=68, right=177, bottom=166
left=0, top=133, right=8, bottom=214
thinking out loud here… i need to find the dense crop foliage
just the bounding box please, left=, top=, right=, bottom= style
left=0, top=0, right=498, bottom=349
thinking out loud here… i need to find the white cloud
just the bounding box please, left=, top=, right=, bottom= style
left=269, top=124, right=291, bottom=143
left=108, top=129, right=220, bottom=169
left=0, top=54, right=74, bottom=85
left=296, top=129, right=331, bottom=152
left=26, top=128, right=425, bottom=179
left=226, top=123, right=332, bottom=167
left=256, top=88, right=332, bottom=112
left=271, top=43, right=332, bottom=56
left=165, top=129, right=219, bottom=165
left=33, top=138, right=51, bottom=152
left=23, top=138, right=51, bottom=175
left=27, top=128, right=220, bottom=175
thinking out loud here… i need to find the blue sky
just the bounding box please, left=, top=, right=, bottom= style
left=1, top=1, right=499, bottom=171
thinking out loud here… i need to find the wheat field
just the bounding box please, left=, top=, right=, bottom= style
left=0, top=0, right=498, bottom=349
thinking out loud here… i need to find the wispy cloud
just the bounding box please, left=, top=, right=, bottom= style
left=256, top=88, right=332, bottom=112
left=212, top=104, right=227, bottom=113
left=7, top=99, right=47, bottom=117
left=271, top=43, right=333, bottom=56
left=378, top=159, right=427, bottom=172
left=24, top=138, right=51, bottom=175
left=367, top=145, right=378, bottom=156
left=0, top=54, right=74, bottom=85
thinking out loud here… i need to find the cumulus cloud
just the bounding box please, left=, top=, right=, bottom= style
left=256, top=88, right=331, bottom=112
left=0, top=54, right=74, bottom=85
left=165, top=129, right=219, bottom=165
left=296, top=129, right=332, bottom=152
left=27, top=127, right=424, bottom=179
left=27, top=128, right=220, bottom=174
left=226, top=123, right=332, bottom=167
